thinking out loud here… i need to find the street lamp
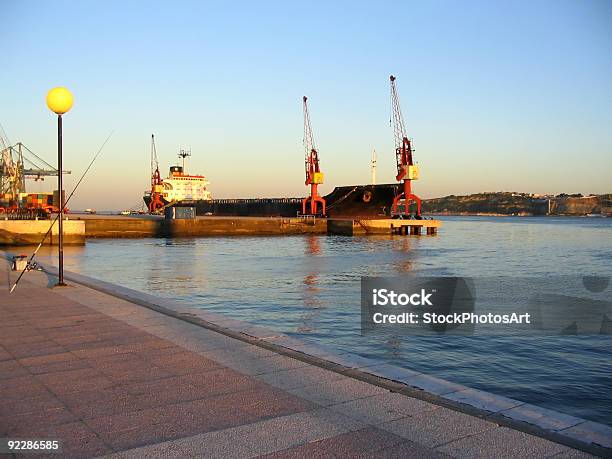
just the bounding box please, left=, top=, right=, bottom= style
left=46, top=87, right=73, bottom=287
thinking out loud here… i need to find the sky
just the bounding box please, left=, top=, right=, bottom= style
left=2, top=0, right=611, bottom=211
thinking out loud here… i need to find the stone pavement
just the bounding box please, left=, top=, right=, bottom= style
left=0, top=259, right=596, bottom=458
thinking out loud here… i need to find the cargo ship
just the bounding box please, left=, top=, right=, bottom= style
left=144, top=165, right=400, bottom=218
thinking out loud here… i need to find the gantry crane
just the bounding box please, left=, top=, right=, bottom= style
left=390, top=75, right=421, bottom=217
left=301, top=96, right=326, bottom=216
left=1, top=138, right=70, bottom=209
left=148, top=134, right=165, bottom=213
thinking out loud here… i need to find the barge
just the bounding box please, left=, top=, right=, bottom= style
left=168, top=184, right=400, bottom=219
left=143, top=164, right=401, bottom=218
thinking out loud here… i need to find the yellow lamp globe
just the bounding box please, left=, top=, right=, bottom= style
left=46, top=87, right=74, bottom=115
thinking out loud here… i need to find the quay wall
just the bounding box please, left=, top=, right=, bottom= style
left=327, top=218, right=441, bottom=236
left=82, top=216, right=328, bottom=238
left=0, top=216, right=441, bottom=243
left=0, top=220, right=85, bottom=245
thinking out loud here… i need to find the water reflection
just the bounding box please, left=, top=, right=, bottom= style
left=146, top=238, right=216, bottom=297
left=298, top=235, right=324, bottom=334
left=390, top=235, right=414, bottom=273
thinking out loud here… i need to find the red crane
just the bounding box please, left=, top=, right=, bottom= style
left=302, top=96, right=326, bottom=216
left=390, top=75, right=422, bottom=217
left=148, top=134, right=165, bottom=213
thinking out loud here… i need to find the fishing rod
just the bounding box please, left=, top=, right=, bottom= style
left=9, top=131, right=114, bottom=293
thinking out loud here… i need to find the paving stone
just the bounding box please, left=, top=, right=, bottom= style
left=548, top=448, right=600, bottom=458
left=4, top=341, right=66, bottom=359
left=143, top=350, right=225, bottom=376
left=500, top=403, right=585, bottom=431
left=257, top=426, right=407, bottom=458
left=3, top=406, right=77, bottom=435
left=256, top=364, right=345, bottom=390
left=328, top=392, right=438, bottom=425
left=443, top=387, right=524, bottom=413
left=400, top=373, right=467, bottom=396
left=0, top=394, right=65, bottom=417
left=364, top=363, right=423, bottom=382
left=18, top=351, right=79, bottom=367
left=381, top=406, right=498, bottom=448
left=98, top=440, right=187, bottom=459
left=0, top=359, right=30, bottom=379
left=560, top=421, right=612, bottom=449
left=166, top=408, right=364, bottom=459
left=0, top=375, right=53, bottom=400
left=358, top=439, right=450, bottom=458
left=86, top=389, right=311, bottom=451
left=35, top=367, right=115, bottom=395
left=436, top=426, right=568, bottom=458
left=287, top=376, right=388, bottom=406
left=272, top=340, right=347, bottom=360
left=0, top=330, right=49, bottom=346
left=26, top=358, right=93, bottom=375
left=0, top=345, right=12, bottom=361
left=220, top=353, right=311, bottom=375
left=21, top=421, right=113, bottom=458
left=197, top=345, right=279, bottom=364
left=324, top=353, right=384, bottom=370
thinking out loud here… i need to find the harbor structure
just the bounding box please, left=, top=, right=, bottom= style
left=301, top=96, right=326, bottom=216
left=0, top=140, right=71, bottom=214
left=390, top=75, right=422, bottom=217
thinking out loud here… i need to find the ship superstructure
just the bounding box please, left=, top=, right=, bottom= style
left=160, top=165, right=212, bottom=202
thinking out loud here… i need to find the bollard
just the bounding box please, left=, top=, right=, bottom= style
left=12, top=255, right=28, bottom=271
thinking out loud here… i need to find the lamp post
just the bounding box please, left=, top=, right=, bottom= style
left=46, top=87, right=73, bottom=287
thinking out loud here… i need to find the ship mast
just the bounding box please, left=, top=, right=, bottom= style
left=148, top=134, right=165, bottom=213
left=151, top=135, right=161, bottom=188
left=371, top=148, right=377, bottom=185
left=178, top=148, right=191, bottom=174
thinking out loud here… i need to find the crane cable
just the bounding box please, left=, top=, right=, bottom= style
left=9, top=131, right=114, bottom=293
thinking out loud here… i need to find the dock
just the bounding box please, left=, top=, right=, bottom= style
left=0, top=219, right=85, bottom=245
left=75, top=214, right=328, bottom=238
left=0, top=215, right=442, bottom=245
left=327, top=218, right=441, bottom=236
left=81, top=215, right=441, bottom=238
left=1, top=255, right=609, bottom=457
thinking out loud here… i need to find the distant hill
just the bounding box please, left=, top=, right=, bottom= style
left=422, top=192, right=612, bottom=216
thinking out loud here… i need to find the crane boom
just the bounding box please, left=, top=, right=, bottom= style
left=390, top=77, right=406, bottom=151
left=301, top=96, right=326, bottom=216
left=148, top=134, right=164, bottom=213
left=1, top=140, right=71, bottom=209
left=303, top=96, right=320, bottom=184
left=389, top=75, right=422, bottom=217
left=151, top=134, right=161, bottom=187
left=390, top=75, right=415, bottom=179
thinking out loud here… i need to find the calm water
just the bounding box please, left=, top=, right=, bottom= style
left=31, top=216, right=612, bottom=425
